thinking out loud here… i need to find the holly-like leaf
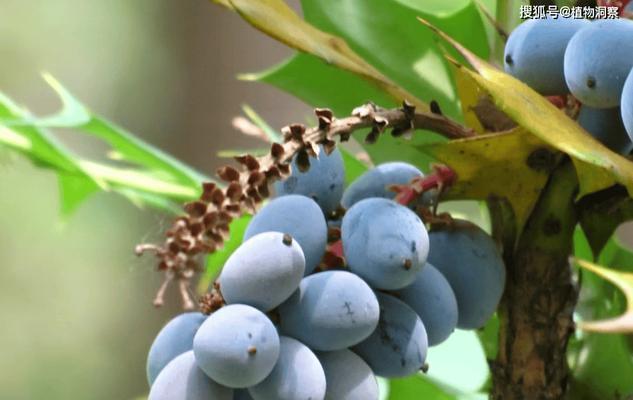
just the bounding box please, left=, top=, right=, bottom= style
left=4, top=74, right=208, bottom=188
left=573, top=257, right=633, bottom=333
left=242, top=53, right=398, bottom=117
left=236, top=0, right=492, bottom=172
left=452, top=64, right=487, bottom=134
left=418, top=127, right=553, bottom=231
left=0, top=77, right=204, bottom=215
left=570, top=232, right=633, bottom=398
left=299, top=0, right=490, bottom=120
left=0, top=92, right=92, bottom=178
left=244, top=53, right=436, bottom=169
left=420, top=19, right=633, bottom=198
left=224, top=0, right=428, bottom=111
left=58, top=174, right=100, bottom=217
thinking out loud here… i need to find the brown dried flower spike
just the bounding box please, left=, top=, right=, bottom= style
left=136, top=102, right=471, bottom=310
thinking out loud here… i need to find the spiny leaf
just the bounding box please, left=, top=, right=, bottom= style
left=223, top=0, right=428, bottom=111
left=452, top=63, right=487, bottom=134
left=0, top=78, right=203, bottom=215
left=244, top=53, right=438, bottom=171
left=58, top=175, right=100, bottom=217
left=571, top=232, right=633, bottom=397
left=418, top=127, right=552, bottom=232
left=4, top=74, right=208, bottom=187
left=419, top=18, right=633, bottom=198
left=299, top=0, right=490, bottom=120
left=573, top=257, right=633, bottom=333
left=241, top=53, right=398, bottom=117
left=0, top=92, right=95, bottom=178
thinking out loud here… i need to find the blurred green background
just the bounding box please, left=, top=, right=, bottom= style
left=0, top=1, right=306, bottom=398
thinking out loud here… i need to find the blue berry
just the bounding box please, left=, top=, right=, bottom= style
left=219, top=231, right=305, bottom=311
left=193, top=305, right=280, bottom=388
left=274, top=145, right=345, bottom=215
left=342, top=198, right=429, bottom=289
left=279, top=270, right=379, bottom=351
left=244, top=195, right=327, bottom=275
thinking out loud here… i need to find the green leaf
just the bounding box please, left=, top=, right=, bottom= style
left=246, top=53, right=438, bottom=170
left=77, top=160, right=199, bottom=201
left=242, top=53, right=398, bottom=116
left=0, top=92, right=90, bottom=176
left=300, top=0, right=490, bottom=120
left=198, top=215, right=252, bottom=292
left=82, top=117, right=207, bottom=187
left=239, top=0, right=492, bottom=172
left=5, top=74, right=208, bottom=188
left=226, top=0, right=428, bottom=110
left=58, top=175, right=100, bottom=217
left=571, top=231, right=633, bottom=398
left=0, top=78, right=204, bottom=215
left=421, top=20, right=633, bottom=198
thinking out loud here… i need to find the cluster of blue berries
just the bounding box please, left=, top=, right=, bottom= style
left=504, top=16, right=633, bottom=153
left=146, top=146, right=506, bottom=400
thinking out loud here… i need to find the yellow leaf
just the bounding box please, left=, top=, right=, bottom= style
left=420, top=18, right=633, bottom=197
left=224, top=0, right=428, bottom=111
left=452, top=63, right=486, bottom=134
left=574, top=257, right=633, bottom=333
left=419, top=127, right=552, bottom=231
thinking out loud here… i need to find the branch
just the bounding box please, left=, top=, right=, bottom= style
left=136, top=101, right=474, bottom=309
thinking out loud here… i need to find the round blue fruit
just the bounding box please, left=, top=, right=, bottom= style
left=193, top=305, right=280, bottom=388
left=148, top=351, right=232, bottom=400
left=341, top=162, right=422, bottom=209
left=244, top=195, right=327, bottom=275
left=248, top=336, right=326, bottom=400
left=274, top=145, right=345, bottom=215
left=342, top=198, right=429, bottom=289
left=219, top=231, right=305, bottom=311
left=428, top=220, right=506, bottom=329
left=395, top=263, right=458, bottom=346
left=577, top=105, right=632, bottom=154
left=146, top=312, right=207, bottom=386
left=317, top=349, right=379, bottom=400
left=504, top=17, right=588, bottom=95
left=564, top=19, right=633, bottom=108
left=279, top=270, right=380, bottom=351
left=621, top=67, right=633, bottom=142
left=352, top=292, right=428, bottom=378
